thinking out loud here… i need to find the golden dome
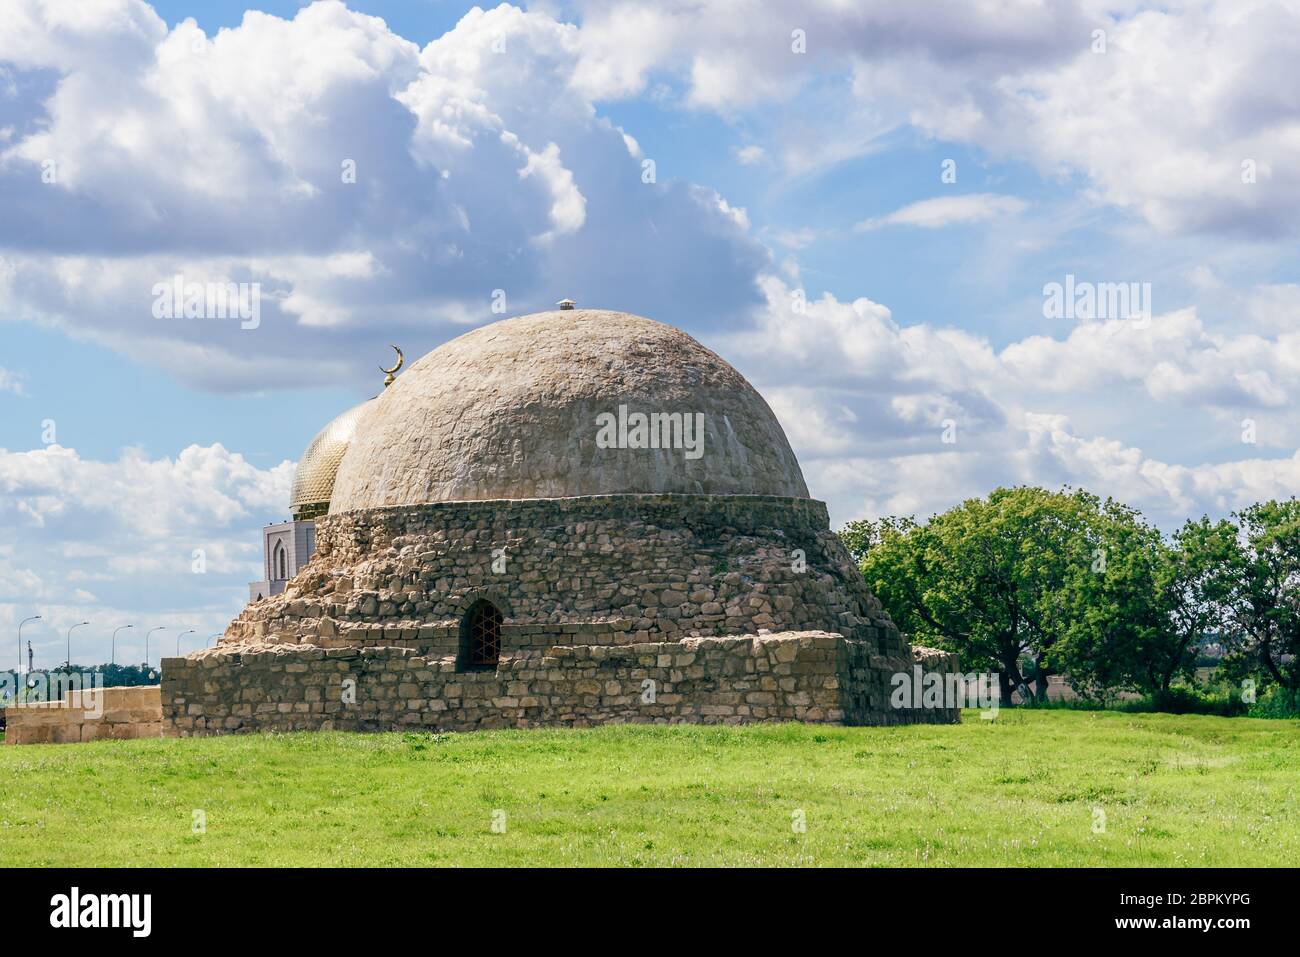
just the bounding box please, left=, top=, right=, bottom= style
left=290, top=399, right=375, bottom=519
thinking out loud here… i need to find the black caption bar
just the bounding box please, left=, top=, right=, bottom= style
left=0, top=867, right=1284, bottom=944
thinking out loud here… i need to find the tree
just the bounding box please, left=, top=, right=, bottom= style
left=1156, top=517, right=1238, bottom=692
left=1049, top=500, right=1162, bottom=698
left=838, top=520, right=878, bottom=566
left=853, top=486, right=1102, bottom=706
left=1052, top=509, right=1235, bottom=698
left=1220, top=500, right=1300, bottom=706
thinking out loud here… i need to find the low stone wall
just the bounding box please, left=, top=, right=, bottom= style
left=161, top=632, right=959, bottom=735
left=4, top=686, right=162, bottom=745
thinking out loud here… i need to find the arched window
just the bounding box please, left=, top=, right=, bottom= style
left=458, top=599, right=502, bottom=671
left=274, top=542, right=287, bottom=581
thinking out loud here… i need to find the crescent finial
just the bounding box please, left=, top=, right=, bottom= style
left=380, top=345, right=404, bottom=387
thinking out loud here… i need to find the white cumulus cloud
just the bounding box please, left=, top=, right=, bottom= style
left=0, top=441, right=292, bottom=665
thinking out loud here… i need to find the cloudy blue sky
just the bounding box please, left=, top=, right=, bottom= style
left=2, top=0, right=1299, bottom=666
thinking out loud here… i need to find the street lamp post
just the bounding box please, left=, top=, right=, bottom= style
left=209, top=633, right=222, bottom=647
left=18, top=615, right=40, bottom=675
left=66, top=621, right=88, bottom=670
left=176, top=629, right=195, bottom=656
left=111, top=624, right=134, bottom=666
left=145, top=627, right=166, bottom=670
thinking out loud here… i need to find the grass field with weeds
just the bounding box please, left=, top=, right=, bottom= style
left=1, top=710, right=1296, bottom=866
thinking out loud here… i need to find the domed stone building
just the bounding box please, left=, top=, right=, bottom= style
left=162, top=308, right=957, bottom=735
left=247, top=400, right=374, bottom=601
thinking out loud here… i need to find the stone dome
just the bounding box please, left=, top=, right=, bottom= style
left=290, top=398, right=375, bottom=518
left=328, top=309, right=808, bottom=511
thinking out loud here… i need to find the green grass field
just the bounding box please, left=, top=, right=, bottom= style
left=1, top=710, right=1296, bottom=866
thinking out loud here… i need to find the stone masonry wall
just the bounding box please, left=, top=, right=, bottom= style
left=4, top=685, right=162, bottom=745
left=162, top=632, right=959, bottom=736
left=225, top=495, right=910, bottom=661
left=841, top=644, right=962, bottom=724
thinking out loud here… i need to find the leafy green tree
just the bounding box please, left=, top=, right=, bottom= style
left=1157, top=517, right=1238, bottom=690
left=853, top=486, right=1101, bottom=706
left=1052, top=510, right=1235, bottom=698
left=1049, top=501, right=1161, bottom=698
left=1220, top=500, right=1300, bottom=706
left=838, top=520, right=877, bottom=566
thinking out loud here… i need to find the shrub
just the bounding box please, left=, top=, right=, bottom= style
left=1138, top=687, right=1248, bottom=716
left=1248, top=686, right=1300, bottom=719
